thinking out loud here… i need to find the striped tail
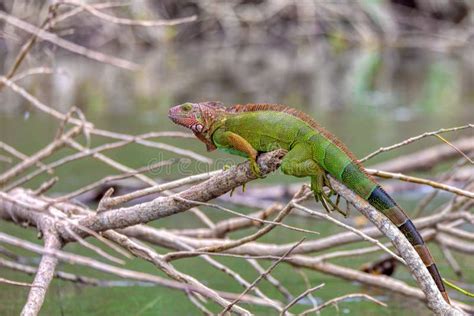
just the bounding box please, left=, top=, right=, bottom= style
left=312, top=134, right=450, bottom=303
left=366, top=185, right=450, bottom=303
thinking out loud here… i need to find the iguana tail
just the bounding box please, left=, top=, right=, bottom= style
left=366, top=183, right=450, bottom=303
left=312, top=137, right=450, bottom=303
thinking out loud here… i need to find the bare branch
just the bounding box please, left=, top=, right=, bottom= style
left=0, top=277, right=35, bottom=288
left=172, top=204, right=282, bottom=238
left=300, top=293, right=387, bottom=315
left=366, top=168, right=474, bottom=198
left=0, top=141, right=52, bottom=175
left=370, top=136, right=474, bottom=173
left=0, top=77, right=212, bottom=164
left=102, top=170, right=222, bottom=208
left=280, top=283, right=325, bottom=315
left=292, top=202, right=404, bottom=263
left=103, top=230, right=252, bottom=315
left=0, top=257, right=113, bottom=286
left=59, top=0, right=197, bottom=27
left=0, top=11, right=139, bottom=70
left=0, top=126, right=82, bottom=187
left=0, top=231, right=273, bottom=309
left=220, top=239, right=305, bottom=314
left=360, top=125, right=473, bottom=163
left=58, top=150, right=286, bottom=240
left=21, top=226, right=61, bottom=316
left=326, top=175, right=464, bottom=315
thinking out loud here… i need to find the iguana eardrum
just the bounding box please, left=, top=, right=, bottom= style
left=168, top=101, right=450, bottom=303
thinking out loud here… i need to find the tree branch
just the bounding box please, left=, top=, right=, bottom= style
left=59, top=150, right=286, bottom=240
left=20, top=219, right=61, bottom=316
left=327, top=175, right=464, bottom=315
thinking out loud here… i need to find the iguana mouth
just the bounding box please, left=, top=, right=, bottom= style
left=167, top=111, right=183, bottom=125
left=167, top=107, right=192, bottom=127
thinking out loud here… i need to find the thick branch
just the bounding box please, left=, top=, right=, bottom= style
left=59, top=150, right=286, bottom=240
left=103, top=231, right=251, bottom=315
left=21, top=220, right=61, bottom=316
left=121, top=210, right=470, bottom=257
left=327, top=175, right=464, bottom=315
left=0, top=232, right=275, bottom=309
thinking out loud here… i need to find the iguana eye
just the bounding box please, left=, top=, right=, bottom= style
left=181, top=103, right=193, bottom=112
left=192, top=124, right=204, bottom=133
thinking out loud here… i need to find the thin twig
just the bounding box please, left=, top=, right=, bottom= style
left=292, top=203, right=404, bottom=263
left=63, top=225, right=125, bottom=265
left=103, top=170, right=222, bottom=208
left=0, top=257, right=112, bottom=287
left=247, top=258, right=293, bottom=302
left=163, top=192, right=317, bottom=262
left=300, top=293, right=387, bottom=315
left=0, top=77, right=212, bottom=164
left=0, top=11, right=139, bottom=70
left=0, top=277, right=35, bottom=288
left=280, top=283, right=325, bottom=315
left=10, top=67, right=56, bottom=82
left=0, top=141, right=52, bottom=175
left=56, top=159, right=175, bottom=202
left=0, top=4, right=58, bottom=91
left=360, top=124, right=473, bottom=163
left=440, top=245, right=462, bottom=277
left=0, top=125, right=82, bottom=187
left=103, top=230, right=252, bottom=315
left=294, top=268, right=319, bottom=309
left=434, top=134, right=474, bottom=165
left=59, top=0, right=197, bottom=27
left=220, top=238, right=306, bottom=315
left=366, top=168, right=474, bottom=199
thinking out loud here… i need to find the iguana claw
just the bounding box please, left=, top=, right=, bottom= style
left=230, top=182, right=246, bottom=196
left=250, top=159, right=265, bottom=178
left=312, top=173, right=348, bottom=217
left=223, top=164, right=249, bottom=196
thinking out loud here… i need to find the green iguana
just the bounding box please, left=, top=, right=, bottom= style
left=168, top=101, right=450, bottom=303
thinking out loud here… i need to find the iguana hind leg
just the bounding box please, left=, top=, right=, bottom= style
left=280, top=143, right=319, bottom=177
left=281, top=143, right=347, bottom=216
left=311, top=173, right=347, bottom=217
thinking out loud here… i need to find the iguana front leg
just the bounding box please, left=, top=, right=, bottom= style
left=212, top=129, right=263, bottom=178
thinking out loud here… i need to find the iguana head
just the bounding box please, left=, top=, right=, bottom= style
left=168, top=101, right=226, bottom=151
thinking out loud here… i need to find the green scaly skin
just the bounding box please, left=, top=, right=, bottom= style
left=168, top=101, right=450, bottom=303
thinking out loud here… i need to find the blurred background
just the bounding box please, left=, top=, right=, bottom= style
left=0, top=0, right=473, bottom=315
